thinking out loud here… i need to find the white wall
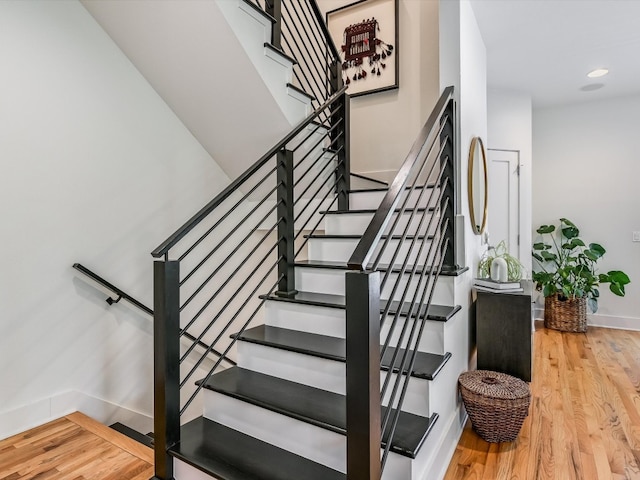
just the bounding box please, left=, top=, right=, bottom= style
left=318, top=0, right=441, bottom=181
left=487, top=89, right=533, bottom=274
left=0, top=0, right=230, bottom=437
left=533, top=95, right=640, bottom=329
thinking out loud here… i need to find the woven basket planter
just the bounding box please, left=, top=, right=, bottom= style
left=544, top=294, right=587, bottom=333
left=459, top=370, right=530, bottom=443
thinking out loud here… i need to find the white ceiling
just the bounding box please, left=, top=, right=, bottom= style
left=470, top=0, right=640, bottom=108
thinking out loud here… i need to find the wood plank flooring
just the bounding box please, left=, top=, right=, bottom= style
left=0, top=412, right=154, bottom=480
left=444, top=322, right=640, bottom=480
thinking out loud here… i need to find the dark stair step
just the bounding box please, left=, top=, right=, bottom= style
left=320, top=207, right=435, bottom=215
left=347, top=183, right=437, bottom=194
left=170, top=416, right=345, bottom=480
left=261, top=290, right=461, bottom=322
left=295, top=259, right=469, bottom=278
left=200, top=367, right=438, bottom=459
left=234, top=325, right=451, bottom=381
left=108, top=422, right=154, bottom=448
left=304, top=233, right=433, bottom=240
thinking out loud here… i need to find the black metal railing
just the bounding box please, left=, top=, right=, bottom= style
left=253, top=0, right=342, bottom=106
left=151, top=86, right=350, bottom=479
left=345, top=86, right=457, bottom=479
left=72, top=263, right=235, bottom=367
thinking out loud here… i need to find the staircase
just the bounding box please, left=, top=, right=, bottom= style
left=147, top=2, right=467, bottom=480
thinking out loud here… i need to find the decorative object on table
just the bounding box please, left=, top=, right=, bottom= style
left=473, top=277, right=523, bottom=294
left=326, top=0, right=398, bottom=97
left=458, top=370, right=530, bottom=443
left=532, top=218, right=630, bottom=332
left=467, top=136, right=488, bottom=234
left=490, top=257, right=508, bottom=282
left=478, top=240, right=524, bottom=282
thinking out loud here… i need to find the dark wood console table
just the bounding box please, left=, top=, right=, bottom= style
left=475, top=282, right=533, bottom=382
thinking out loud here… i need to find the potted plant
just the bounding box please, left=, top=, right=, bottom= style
left=532, top=218, right=630, bottom=332
left=478, top=240, right=524, bottom=282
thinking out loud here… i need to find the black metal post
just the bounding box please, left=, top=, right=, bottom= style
left=276, top=148, right=297, bottom=297
left=440, top=99, right=457, bottom=271
left=345, top=271, right=381, bottom=480
left=152, top=260, right=180, bottom=480
left=265, top=0, right=282, bottom=50
left=329, top=57, right=343, bottom=94
left=335, top=92, right=351, bottom=211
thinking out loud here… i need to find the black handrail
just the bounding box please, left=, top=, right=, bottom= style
left=151, top=85, right=347, bottom=259
left=73, top=263, right=153, bottom=315
left=72, top=263, right=235, bottom=367
left=347, top=86, right=455, bottom=270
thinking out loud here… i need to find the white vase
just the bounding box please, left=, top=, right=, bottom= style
left=490, top=257, right=508, bottom=282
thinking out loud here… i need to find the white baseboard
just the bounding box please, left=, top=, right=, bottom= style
left=0, top=390, right=153, bottom=441
left=534, top=308, right=640, bottom=332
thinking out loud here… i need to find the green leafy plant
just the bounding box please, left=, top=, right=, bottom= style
left=532, top=218, right=630, bottom=313
left=478, top=240, right=524, bottom=282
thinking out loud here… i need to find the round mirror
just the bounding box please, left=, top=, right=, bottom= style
left=468, top=136, right=488, bottom=234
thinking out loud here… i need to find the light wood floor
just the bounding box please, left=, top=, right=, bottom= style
left=444, top=322, right=640, bottom=480
left=0, top=412, right=154, bottom=480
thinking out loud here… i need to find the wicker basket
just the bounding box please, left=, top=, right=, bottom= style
left=459, top=370, right=530, bottom=443
left=544, top=294, right=587, bottom=333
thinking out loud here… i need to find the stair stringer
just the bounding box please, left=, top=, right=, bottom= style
left=216, top=0, right=311, bottom=124
left=410, top=274, right=472, bottom=480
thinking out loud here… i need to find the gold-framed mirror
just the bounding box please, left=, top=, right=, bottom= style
left=468, top=136, right=488, bottom=235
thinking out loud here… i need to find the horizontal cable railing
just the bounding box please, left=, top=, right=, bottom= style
left=253, top=0, right=342, bottom=106
left=151, top=87, right=350, bottom=479
left=345, top=86, right=457, bottom=479
left=72, top=263, right=235, bottom=367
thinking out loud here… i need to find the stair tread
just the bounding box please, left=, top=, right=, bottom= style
left=263, top=42, right=297, bottom=65
left=348, top=183, right=437, bottom=194
left=304, top=233, right=433, bottom=239
left=171, top=416, right=345, bottom=480
left=108, top=422, right=153, bottom=448
left=200, top=367, right=438, bottom=459
left=261, top=290, right=461, bottom=321
left=295, top=259, right=468, bottom=277
left=235, top=325, right=452, bottom=380
left=321, top=207, right=434, bottom=215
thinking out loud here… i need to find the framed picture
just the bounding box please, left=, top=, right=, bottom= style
left=326, top=0, right=399, bottom=97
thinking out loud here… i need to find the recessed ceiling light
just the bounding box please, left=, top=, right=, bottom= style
left=587, top=68, right=609, bottom=78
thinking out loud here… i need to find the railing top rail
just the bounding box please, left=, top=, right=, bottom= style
left=347, top=86, right=455, bottom=271
left=308, top=0, right=341, bottom=61
left=151, top=85, right=348, bottom=258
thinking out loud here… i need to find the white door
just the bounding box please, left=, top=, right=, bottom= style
left=487, top=149, right=520, bottom=259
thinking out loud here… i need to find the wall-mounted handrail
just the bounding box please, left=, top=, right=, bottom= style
left=347, top=86, right=455, bottom=271
left=151, top=85, right=347, bottom=259
left=72, top=263, right=235, bottom=367
left=73, top=263, right=153, bottom=315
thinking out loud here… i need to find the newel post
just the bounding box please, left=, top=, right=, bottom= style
left=276, top=148, right=297, bottom=297
left=153, top=260, right=180, bottom=480
left=335, top=92, right=351, bottom=211
left=440, top=98, right=457, bottom=271
left=265, top=0, right=282, bottom=50
left=345, top=270, right=381, bottom=480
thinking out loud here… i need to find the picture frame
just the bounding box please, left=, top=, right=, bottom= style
left=326, top=0, right=399, bottom=97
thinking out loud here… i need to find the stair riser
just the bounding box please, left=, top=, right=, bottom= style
left=202, top=391, right=412, bottom=479
left=324, top=211, right=439, bottom=236
left=295, top=266, right=454, bottom=305
left=349, top=188, right=438, bottom=211
left=264, top=301, right=448, bottom=354
left=217, top=0, right=310, bottom=123
left=236, top=341, right=433, bottom=416
left=307, top=237, right=438, bottom=265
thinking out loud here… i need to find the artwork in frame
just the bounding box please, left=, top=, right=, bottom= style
left=326, top=0, right=399, bottom=97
